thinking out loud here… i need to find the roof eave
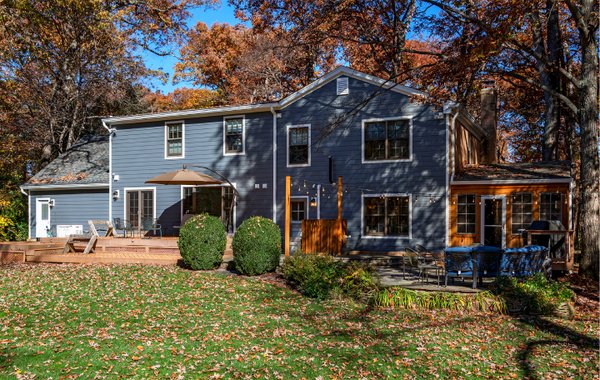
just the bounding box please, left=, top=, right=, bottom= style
left=21, top=183, right=110, bottom=191
left=451, top=178, right=572, bottom=185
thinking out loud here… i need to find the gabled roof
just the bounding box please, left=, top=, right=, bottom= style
left=278, top=66, right=427, bottom=108
left=453, top=161, right=572, bottom=183
left=22, top=135, right=109, bottom=190
left=102, top=66, right=427, bottom=126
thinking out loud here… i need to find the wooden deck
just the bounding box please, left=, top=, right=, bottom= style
left=0, top=237, right=233, bottom=266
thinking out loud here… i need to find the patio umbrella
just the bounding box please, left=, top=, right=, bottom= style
left=145, top=168, right=223, bottom=186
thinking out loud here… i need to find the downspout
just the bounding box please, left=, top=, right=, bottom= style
left=270, top=107, right=277, bottom=223
left=443, top=102, right=460, bottom=248
left=102, top=121, right=114, bottom=222
left=19, top=187, right=30, bottom=239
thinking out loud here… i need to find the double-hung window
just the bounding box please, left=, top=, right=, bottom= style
left=363, top=195, right=410, bottom=237
left=224, top=116, right=245, bottom=155
left=364, top=118, right=410, bottom=161
left=511, top=193, right=532, bottom=234
left=165, top=122, right=184, bottom=158
left=457, top=194, right=476, bottom=234
left=288, top=125, right=310, bottom=166
left=540, top=193, right=562, bottom=222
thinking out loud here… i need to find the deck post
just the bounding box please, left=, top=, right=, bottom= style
left=285, top=176, right=291, bottom=257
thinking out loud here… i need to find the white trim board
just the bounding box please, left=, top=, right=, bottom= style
left=361, top=116, right=413, bottom=164
left=22, top=183, right=109, bottom=191
left=451, top=178, right=572, bottom=185
left=360, top=193, right=412, bottom=240
left=480, top=195, right=507, bottom=248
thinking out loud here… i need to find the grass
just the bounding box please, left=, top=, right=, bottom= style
left=0, top=264, right=597, bottom=379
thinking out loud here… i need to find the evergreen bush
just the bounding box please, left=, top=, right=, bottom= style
left=178, top=213, right=226, bottom=270
left=232, top=216, right=282, bottom=275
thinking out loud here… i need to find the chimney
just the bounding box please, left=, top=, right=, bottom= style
left=481, top=80, right=498, bottom=164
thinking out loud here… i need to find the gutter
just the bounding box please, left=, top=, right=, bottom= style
left=270, top=107, right=277, bottom=223
left=19, top=186, right=30, bottom=240
left=21, top=183, right=110, bottom=190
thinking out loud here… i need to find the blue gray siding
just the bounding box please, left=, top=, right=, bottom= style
left=111, top=113, right=274, bottom=234
left=277, top=76, right=447, bottom=251
left=30, top=189, right=109, bottom=237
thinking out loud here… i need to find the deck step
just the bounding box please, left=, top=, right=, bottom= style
left=25, top=252, right=181, bottom=266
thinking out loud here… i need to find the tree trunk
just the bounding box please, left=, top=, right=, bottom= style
left=543, top=0, right=562, bottom=161
left=577, top=24, right=599, bottom=279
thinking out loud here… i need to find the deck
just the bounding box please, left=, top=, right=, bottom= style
left=0, top=237, right=233, bottom=266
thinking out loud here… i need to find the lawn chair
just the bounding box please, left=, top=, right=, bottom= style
left=113, top=218, right=134, bottom=238
left=444, top=247, right=476, bottom=287
left=141, top=217, right=162, bottom=238
left=405, top=247, right=442, bottom=285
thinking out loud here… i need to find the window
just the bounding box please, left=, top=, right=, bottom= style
left=511, top=193, right=532, bottom=234
left=363, top=119, right=410, bottom=161
left=363, top=195, right=410, bottom=237
left=288, top=125, right=310, bottom=166
left=165, top=122, right=184, bottom=158
left=540, top=193, right=562, bottom=222
left=336, top=77, right=349, bottom=95
left=457, top=194, right=476, bottom=234
left=224, top=116, right=244, bottom=155
left=290, top=198, right=307, bottom=223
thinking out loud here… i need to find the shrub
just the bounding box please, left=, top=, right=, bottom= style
left=232, top=216, right=281, bottom=276
left=490, top=274, right=575, bottom=317
left=178, top=213, right=226, bottom=270
left=281, top=255, right=380, bottom=301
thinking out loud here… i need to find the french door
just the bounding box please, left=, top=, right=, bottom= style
left=126, top=189, right=155, bottom=228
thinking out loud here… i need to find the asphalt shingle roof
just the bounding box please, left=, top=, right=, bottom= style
left=25, top=135, right=109, bottom=186
left=454, top=161, right=571, bottom=181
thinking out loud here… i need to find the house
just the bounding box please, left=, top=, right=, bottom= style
left=21, top=66, right=573, bottom=257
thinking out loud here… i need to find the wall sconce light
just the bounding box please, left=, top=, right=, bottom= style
left=113, top=174, right=120, bottom=181
left=310, top=197, right=317, bottom=207
left=48, top=199, right=55, bottom=207
left=112, top=190, right=120, bottom=200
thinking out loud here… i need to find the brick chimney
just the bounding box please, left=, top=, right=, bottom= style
left=481, top=80, right=498, bottom=164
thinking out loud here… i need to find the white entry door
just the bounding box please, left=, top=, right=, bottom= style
left=480, top=196, right=506, bottom=248
left=35, top=199, right=51, bottom=238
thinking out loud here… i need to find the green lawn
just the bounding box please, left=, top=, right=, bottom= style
left=0, top=265, right=597, bottom=379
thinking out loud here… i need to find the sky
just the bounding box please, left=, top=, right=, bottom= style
left=142, top=3, right=241, bottom=93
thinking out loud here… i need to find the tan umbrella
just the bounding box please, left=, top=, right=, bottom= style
left=145, top=168, right=223, bottom=185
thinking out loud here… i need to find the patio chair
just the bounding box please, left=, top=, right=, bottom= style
left=113, top=218, right=134, bottom=238
left=141, top=218, right=162, bottom=238
left=405, top=247, right=442, bottom=285
left=444, top=248, right=475, bottom=287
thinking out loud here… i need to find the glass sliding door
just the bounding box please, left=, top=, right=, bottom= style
left=126, top=189, right=154, bottom=228
left=182, top=186, right=234, bottom=232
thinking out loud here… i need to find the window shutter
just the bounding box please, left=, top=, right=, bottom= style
left=336, top=77, right=349, bottom=95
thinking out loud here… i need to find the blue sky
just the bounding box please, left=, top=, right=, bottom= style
left=142, top=3, right=240, bottom=93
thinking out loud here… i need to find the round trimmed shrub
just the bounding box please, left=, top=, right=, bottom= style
left=232, top=216, right=282, bottom=275
left=178, top=213, right=226, bottom=270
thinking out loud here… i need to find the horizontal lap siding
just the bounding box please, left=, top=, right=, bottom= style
left=30, top=190, right=109, bottom=237
left=277, top=77, right=447, bottom=251
left=111, top=113, right=274, bottom=233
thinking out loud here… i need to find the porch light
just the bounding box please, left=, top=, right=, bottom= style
left=310, top=197, right=317, bottom=207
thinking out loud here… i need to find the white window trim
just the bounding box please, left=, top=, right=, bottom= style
left=180, top=184, right=237, bottom=233
left=539, top=192, right=563, bottom=222
left=290, top=196, right=309, bottom=224
left=457, top=194, right=477, bottom=235
left=361, top=116, right=413, bottom=164
left=223, top=115, right=246, bottom=156
left=361, top=193, right=412, bottom=239
left=164, top=120, right=185, bottom=160
left=510, top=192, right=533, bottom=236
left=123, top=187, right=157, bottom=224
left=286, top=124, right=311, bottom=168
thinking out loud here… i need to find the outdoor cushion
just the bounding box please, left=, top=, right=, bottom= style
left=475, top=246, right=502, bottom=277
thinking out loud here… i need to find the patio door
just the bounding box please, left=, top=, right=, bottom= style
left=35, top=199, right=51, bottom=238
left=126, top=189, right=155, bottom=229
left=481, top=196, right=506, bottom=248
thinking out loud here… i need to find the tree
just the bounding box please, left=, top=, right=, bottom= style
left=142, top=87, right=222, bottom=112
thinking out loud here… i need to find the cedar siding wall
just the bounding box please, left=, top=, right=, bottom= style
left=449, top=183, right=570, bottom=247
left=454, top=120, right=482, bottom=173
left=111, top=113, right=274, bottom=235
left=30, top=189, right=109, bottom=237
left=278, top=76, right=448, bottom=251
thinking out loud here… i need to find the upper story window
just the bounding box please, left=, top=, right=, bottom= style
left=224, top=116, right=245, bottom=155
left=165, top=122, right=184, bottom=159
left=363, top=195, right=410, bottom=237
left=363, top=118, right=411, bottom=162
left=288, top=125, right=310, bottom=167
left=511, top=193, right=532, bottom=234
left=540, top=193, right=562, bottom=222
left=457, top=194, right=476, bottom=234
